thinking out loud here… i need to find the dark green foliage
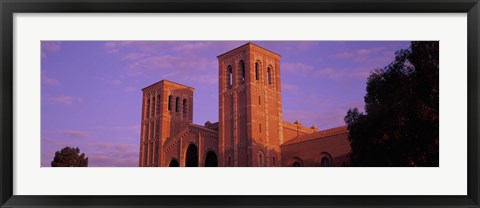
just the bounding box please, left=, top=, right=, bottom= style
left=51, top=146, right=88, bottom=167
left=345, top=41, right=439, bottom=167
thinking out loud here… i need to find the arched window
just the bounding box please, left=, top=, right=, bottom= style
left=320, top=152, right=332, bottom=167
left=255, top=62, right=260, bottom=80
left=146, top=98, right=150, bottom=118
left=258, top=96, right=261, bottom=105
left=175, top=97, right=179, bottom=112
left=168, top=95, right=172, bottom=111
left=204, top=151, right=218, bottom=167
left=292, top=162, right=301, bottom=167
left=267, top=67, right=272, bottom=85
left=227, top=65, right=233, bottom=87
left=169, top=159, right=179, bottom=167
left=272, top=156, right=276, bottom=166
left=291, top=157, right=303, bottom=167
left=259, top=123, right=262, bottom=133
left=151, top=97, right=155, bottom=116
left=321, top=157, right=330, bottom=167
left=228, top=156, right=231, bottom=166
left=257, top=151, right=265, bottom=167
left=183, top=99, right=187, bottom=116
left=240, top=61, right=245, bottom=82
left=156, top=95, right=161, bottom=115
left=185, top=144, right=198, bottom=167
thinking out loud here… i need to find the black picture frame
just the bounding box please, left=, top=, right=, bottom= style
left=1, top=0, right=479, bottom=207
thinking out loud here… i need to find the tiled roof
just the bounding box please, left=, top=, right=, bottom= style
left=281, top=126, right=349, bottom=146
left=142, top=79, right=194, bottom=91
left=217, top=42, right=281, bottom=58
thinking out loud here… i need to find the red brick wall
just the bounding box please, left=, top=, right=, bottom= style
left=281, top=132, right=351, bottom=167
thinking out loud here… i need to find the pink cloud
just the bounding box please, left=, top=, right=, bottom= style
left=59, top=130, right=89, bottom=138
left=283, top=61, right=377, bottom=81
left=104, top=41, right=128, bottom=54
left=174, top=42, right=212, bottom=52
left=41, top=41, right=62, bottom=59
left=43, top=96, right=83, bottom=105
left=333, top=47, right=385, bottom=63
left=125, top=55, right=216, bottom=76
left=107, top=79, right=122, bottom=85
left=104, top=41, right=173, bottom=54
left=125, top=86, right=137, bottom=93
left=96, top=125, right=141, bottom=133
left=92, top=76, right=123, bottom=86
left=186, top=74, right=217, bottom=85
left=282, top=62, right=314, bottom=74
left=282, top=83, right=299, bottom=92
left=122, top=53, right=147, bottom=60
left=87, top=142, right=138, bottom=167
left=42, top=72, right=60, bottom=86
left=42, top=41, right=62, bottom=52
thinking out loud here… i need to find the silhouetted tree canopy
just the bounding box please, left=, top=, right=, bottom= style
left=345, top=41, right=439, bottom=167
left=51, top=146, right=88, bottom=167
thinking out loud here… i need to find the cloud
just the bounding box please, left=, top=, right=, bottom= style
left=333, top=47, right=385, bottom=63
left=59, top=130, right=89, bottom=139
left=122, top=53, right=147, bottom=60
left=88, top=143, right=138, bottom=167
left=93, top=76, right=123, bottom=86
left=104, top=41, right=123, bottom=54
left=41, top=72, right=60, bottom=86
left=125, top=86, right=137, bottom=93
left=103, top=41, right=173, bottom=54
left=42, top=41, right=62, bottom=52
left=313, top=67, right=338, bottom=79
left=282, top=62, right=344, bottom=80
left=174, top=42, right=212, bottom=52
left=282, top=83, right=299, bottom=92
left=41, top=41, right=62, bottom=59
left=125, top=55, right=216, bottom=76
left=43, top=96, right=83, bottom=105
left=107, top=79, right=122, bottom=85
left=185, top=74, right=217, bottom=86
left=96, top=125, right=141, bottom=133
left=282, top=61, right=377, bottom=81
left=282, top=62, right=314, bottom=74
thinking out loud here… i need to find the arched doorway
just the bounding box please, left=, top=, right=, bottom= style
left=291, top=157, right=304, bottom=167
left=321, top=157, right=330, bottom=167
left=185, top=144, right=198, bottom=167
left=204, top=151, right=218, bottom=167
left=319, top=152, right=333, bottom=167
left=169, top=159, right=179, bottom=167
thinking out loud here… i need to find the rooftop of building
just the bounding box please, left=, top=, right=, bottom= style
left=281, top=126, right=349, bottom=146
left=142, top=79, right=195, bottom=91
left=217, top=42, right=281, bottom=58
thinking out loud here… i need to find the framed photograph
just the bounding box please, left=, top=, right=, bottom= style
left=1, top=0, right=479, bottom=207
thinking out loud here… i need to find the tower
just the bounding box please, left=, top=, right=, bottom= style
left=218, top=42, right=283, bottom=167
left=139, top=80, right=194, bottom=167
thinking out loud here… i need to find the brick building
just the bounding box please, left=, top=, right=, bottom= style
left=138, top=42, right=351, bottom=167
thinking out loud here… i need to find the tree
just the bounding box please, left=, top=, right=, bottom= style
left=345, top=41, right=439, bottom=167
left=51, top=146, right=89, bottom=167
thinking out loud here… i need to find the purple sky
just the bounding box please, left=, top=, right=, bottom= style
left=41, top=41, right=410, bottom=167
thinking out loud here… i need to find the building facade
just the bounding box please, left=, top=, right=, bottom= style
left=139, top=42, right=351, bottom=167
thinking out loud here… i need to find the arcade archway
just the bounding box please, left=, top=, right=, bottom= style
left=185, top=144, right=198, bottom=167
left=169, top=159, right=179, bottom=167
left=204, top=151, right=218, bottom=167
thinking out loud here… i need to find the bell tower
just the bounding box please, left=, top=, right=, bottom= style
left=218, top=42, right=283, bottom=167
left=139, top=80, right=194, bottom=167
